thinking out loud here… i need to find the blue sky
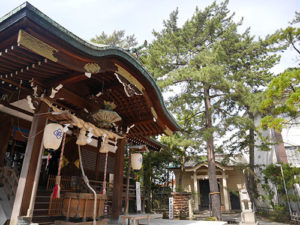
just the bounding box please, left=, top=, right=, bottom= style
left=1, top=0, right=299, bottom=72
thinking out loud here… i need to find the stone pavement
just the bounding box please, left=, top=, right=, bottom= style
left=221, top=212, right=290, bottom=225
left=126, top=213, right=291, bottom=225
left=133, top=218, right=227, bottom=225
left=136, top=218, right=289, bottom=225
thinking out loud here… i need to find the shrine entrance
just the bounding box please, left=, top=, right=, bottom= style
left=230, top=192, right=241, bottom=210
left=199, top=180, right=210, bottom=209
left=0, top=2, right=180, bottom=224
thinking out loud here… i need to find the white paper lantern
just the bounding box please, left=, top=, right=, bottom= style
left=131, top=153, right=143, bottom=170
left=43, top=123, right=64, bottom=150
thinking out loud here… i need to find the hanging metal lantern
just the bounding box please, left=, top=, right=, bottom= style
left=131, top=153, right=143, bottom=170
left=43, top=123, right=63, bottom=150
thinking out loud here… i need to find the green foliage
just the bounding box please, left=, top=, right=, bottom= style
left=261, top=163, right=300, bottom=217
left=265, top=11, right=300, bottom=55
left=256, top=205, right=289, bottom=222
left=91, top=30, right=138, bottom=48
left=142, top=1, right=278, bottom=216
left=261, top=68, right=300, bottom=131
left=143, top=0, right=277, bottom=156
left=261, top=12, right=300, bottom=131
left=205, top=217, right=217, bottom=221
left=263, top=163, right=300, bottom=194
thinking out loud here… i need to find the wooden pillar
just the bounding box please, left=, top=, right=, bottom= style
left=222, top=170, right=230, bottom=211
left=95, top=139, right=102, bottom=180
left=111, top=138, right=127, bottom=220
left=125, top=150, right=131, bottom=214
left=10, top=140, right=17, bottom=159
left=95, top=152, right=101, bottom=180
left=0, top=114, right=13, bottom=166
left=10, top=102, right=49, bottom=225
left=193, top=170, right=199, bottom=211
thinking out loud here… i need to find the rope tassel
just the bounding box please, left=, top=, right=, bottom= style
left=51, top=132, right=66, bottom=199
left=51, top=176, right=61, bottom=199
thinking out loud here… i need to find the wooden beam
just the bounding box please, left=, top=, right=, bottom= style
left=0, top=101, right=33, bottom=117
left=10, top=102, right=49, bottom=225
left=49, top=72, right=86, bottom=86
left=17, top=30, right=117, bottom=73
left=52, top=87, right=99, bottom=113
left=111, top=138, right=127, bottom=221
left=0, top=76, right=32, bottom=93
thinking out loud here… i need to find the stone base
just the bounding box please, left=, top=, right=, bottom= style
left=239, top=211, right=258, bottom=225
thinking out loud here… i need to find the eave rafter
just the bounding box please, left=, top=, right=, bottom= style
left=16, top=30, right=172, bottom=134
left=0, top=19, right=178, bottom=137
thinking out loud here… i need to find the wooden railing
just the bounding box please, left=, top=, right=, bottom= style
left=47, top=175, right=146, bottom=216
left=0, top=167, right=19, bottom=205
left=46, top=175, right=76, bottom=192
left=48, top=197, right=64, bottom=216
left=46, top=175, right=145, bottom=198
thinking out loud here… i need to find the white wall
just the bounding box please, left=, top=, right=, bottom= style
left=254, top=115, right=278, bottom=166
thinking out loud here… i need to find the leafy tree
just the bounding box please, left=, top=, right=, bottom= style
left=261, top=68, right=300, bottom=131
left=91, top=30, right=138, bottom=49
left=266, top=11, right=300, bottom=55
left=261, top=12, right=300, bottom=130
left=142, top=0, right=280, bottom=218
left=143, top=147, right=174, bottom=212
left=143, top=0, right=267, bottom=219
left=224, top=32, right=279, bottom=203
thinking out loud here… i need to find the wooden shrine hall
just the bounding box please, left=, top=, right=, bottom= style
left=0, top=3, right=179, bottom=225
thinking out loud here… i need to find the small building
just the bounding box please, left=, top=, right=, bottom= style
left=170, top=155, right=247, bottom=212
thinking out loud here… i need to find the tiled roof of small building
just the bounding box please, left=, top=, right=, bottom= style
left=169, top=154, right=248, bottom=169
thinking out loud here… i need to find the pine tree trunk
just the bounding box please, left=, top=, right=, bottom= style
left=248, top=112, right=255, bottom=208
left=204, top=87, right=221, bottom=220
left=178, top=152, right=186, bottom=192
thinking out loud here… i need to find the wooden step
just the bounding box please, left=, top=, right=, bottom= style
left=32, top=215, right=65, bottom=224
left=34, top=202, right=50, bottom=210
left=33, top=208, right=50, bottom=216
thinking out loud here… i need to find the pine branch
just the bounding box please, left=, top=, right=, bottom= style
left=291, top=41, right=300, bottom=55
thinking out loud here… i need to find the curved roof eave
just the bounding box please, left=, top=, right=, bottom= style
left=0, top=2, right=180, bottom=131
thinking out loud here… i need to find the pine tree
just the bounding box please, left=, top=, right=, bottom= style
left=143, top=1, right=242, bottom=219
left=142, top=0, right=278, bottom=218
left=261, top=12, right=300, bottom=130
left=91, top=30, right=138, bottom=49
left=225, top=32, right=279, bottom=204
